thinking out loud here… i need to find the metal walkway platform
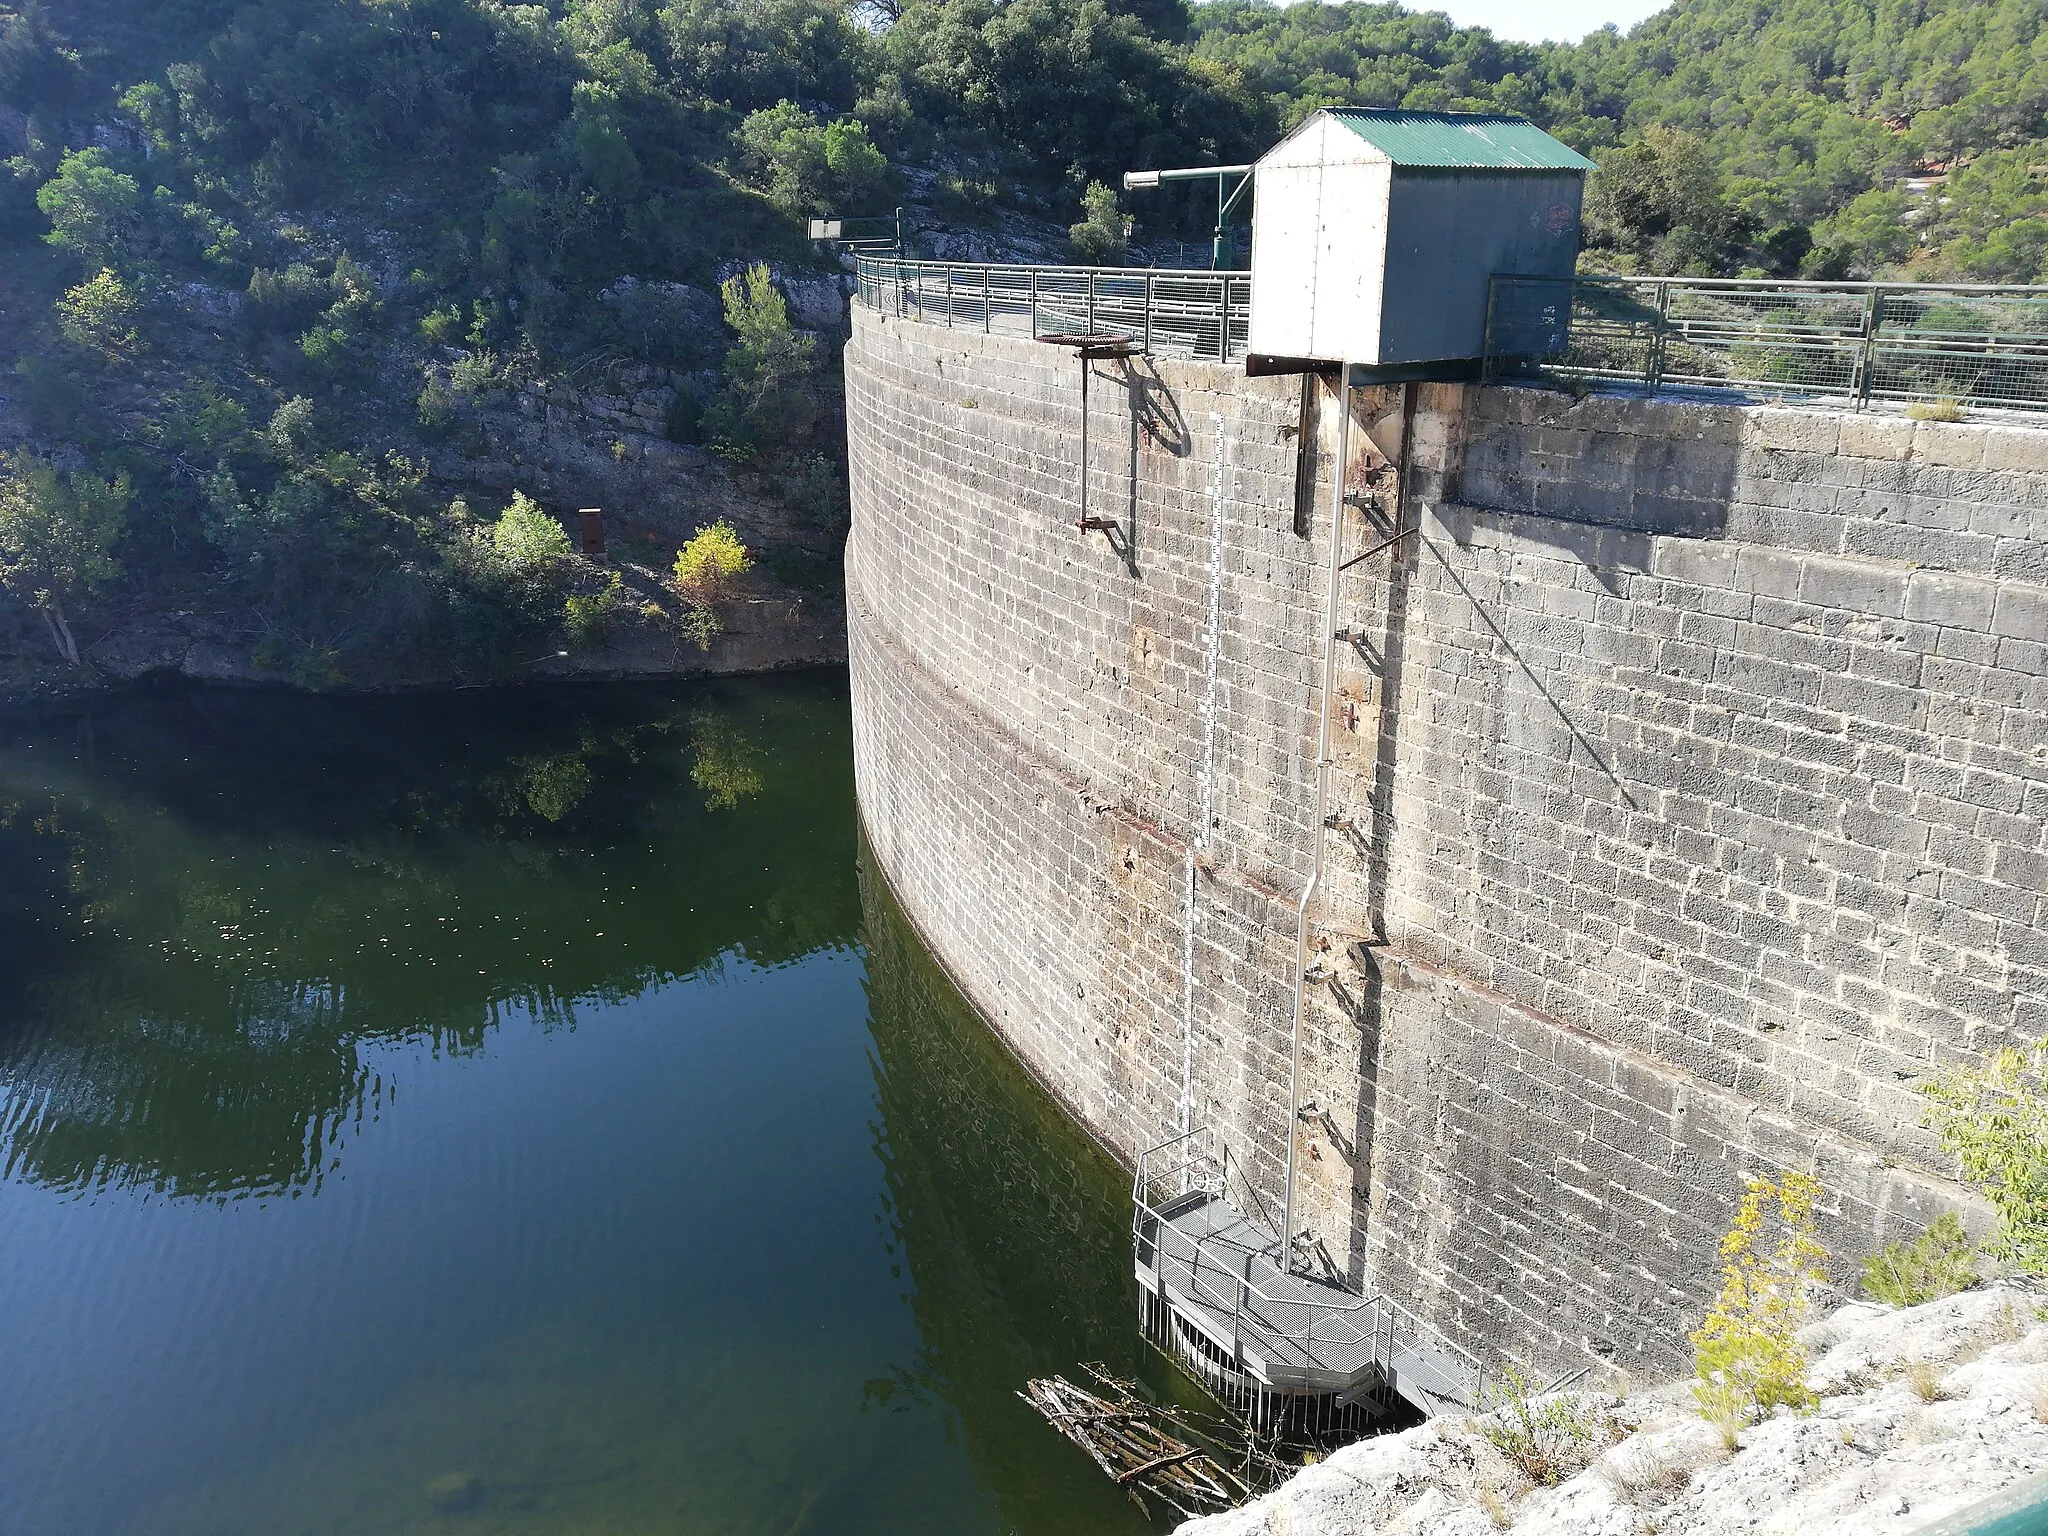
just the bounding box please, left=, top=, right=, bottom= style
left=1134, top=1132, right=1485, bottom=1418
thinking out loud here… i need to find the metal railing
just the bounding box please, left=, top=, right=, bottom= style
left=856, top=255, right=1251, bottom=363
left=1132, top=1127, right=1487, bottom=1419
left=1485, top=273, right=2048, bottom=414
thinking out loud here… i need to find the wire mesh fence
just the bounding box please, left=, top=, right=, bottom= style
left=1485, top=274, right=2048, bottom=414
left=855, top=256, right=1252, bottom=363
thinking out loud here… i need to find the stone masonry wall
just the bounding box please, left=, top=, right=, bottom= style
left=844, top=304, right=2048, bottom=1378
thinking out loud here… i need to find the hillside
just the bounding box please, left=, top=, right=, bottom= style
left=1190, top=0, right=2048, bottom=280
left=0, top=0, right=2043, bottom=698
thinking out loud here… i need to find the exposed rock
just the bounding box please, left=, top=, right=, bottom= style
left=1179, top=1287, right=2048, bottom=1536
left=169, top=281, right=243, bottom=326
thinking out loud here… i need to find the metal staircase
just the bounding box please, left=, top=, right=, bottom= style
left=1134, top=1129, right=1485, bottom=1425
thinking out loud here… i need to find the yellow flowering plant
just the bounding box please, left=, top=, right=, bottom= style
left=1691, top=1171, right=1829, bottom=1441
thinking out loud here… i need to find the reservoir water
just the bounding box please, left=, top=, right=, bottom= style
left=0, top=672, right=1163, bottom=1536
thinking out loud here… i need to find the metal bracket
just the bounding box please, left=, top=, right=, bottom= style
left=1078, top=517, right=1119, bottom=533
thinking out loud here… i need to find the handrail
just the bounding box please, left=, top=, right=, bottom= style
left=855, top=254, right=1252, bottom=363
left=1133, top=1127, right=1488, bottom=1411
left=865, top=256, right=1252, bottom=280
left=1485, top=272, right=2048, bottom=415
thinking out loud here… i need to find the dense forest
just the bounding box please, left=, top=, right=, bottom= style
left=0, top=0, right=2042, bottom=693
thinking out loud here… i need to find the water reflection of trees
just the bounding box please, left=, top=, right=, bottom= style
left=0, top=675, right=859, bottom=1200
left=858, top=852, right=1163, bottom=1535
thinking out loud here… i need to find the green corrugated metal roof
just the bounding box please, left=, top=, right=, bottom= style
left=1325, top=109, right=1596, bottom=171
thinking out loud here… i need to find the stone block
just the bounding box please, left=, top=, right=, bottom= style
left=1750, top=409, right=1842, bottom=455
left=1991, top=584, right=2048, bottom=642
left=1905, top=570, right=1999, bottom=629
left=1799, top=557, right=1908, bottom=617
left=1837, top=415, right=1916, bottom=461
left=1912, top=422, right=1989, bottom=469
left=1979, top=426, right=2048, bottom=474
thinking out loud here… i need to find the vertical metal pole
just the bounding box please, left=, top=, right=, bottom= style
left=1648, top=282, right=1671, bottom=394
left=1079, top=351, right=1089, bottom=530
left=1213, top=170, right=1225, bottom=271
left=1030, top=268, right=1039, bottom=340
left=1281, top=367, right=1354, bottom=1278
left=945, top=269, right=954, bottom=328
left=914, top=266, right=922, bottom=321
left=983, top=267, right=991, bottom=334
left=1087, top=269, right=1097, bottom=336
left=1855, top=287, right=1881, bottom=411
left=1144, top=272, right=1153, bottom=354
left=1219, top=276, right=1231, bottom=362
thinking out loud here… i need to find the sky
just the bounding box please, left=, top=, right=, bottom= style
left=1410, top=0, right=1671, bottom=42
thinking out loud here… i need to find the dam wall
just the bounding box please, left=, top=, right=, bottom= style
left=843, top=305, right=2048, bottom=1376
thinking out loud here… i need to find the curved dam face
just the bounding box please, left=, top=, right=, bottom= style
left=844, top=303, right=2048, bottom=1378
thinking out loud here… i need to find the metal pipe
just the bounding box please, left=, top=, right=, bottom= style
left=1081, top=354, right=1092, bottom=521
left=1122, top=164, right=1254, bottom=188
left=1280, top=368, right=1352, bottom=1278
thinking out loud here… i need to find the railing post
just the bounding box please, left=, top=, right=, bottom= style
left=1647, top=281, right=1671, bottom=394
left=1219, top=274, right=1231, bottom=361
left=1030, top=268, right=1039, bottom=340
left=914, top=266, right=922, bottom=322
left=1855, top=286, right=1881, bottom=411
left=944, top=269, right=953, bottom=328
left=1144, top=272, right=1153, bottom=354
left=1087, top=269, right=1097, bottom=335
left=983, top=267, right=991, bottom=334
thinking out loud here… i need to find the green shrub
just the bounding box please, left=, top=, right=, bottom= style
left=55, top=269, right=141, bottom=357
left=35, top=148, right=141, bottom=268
left=245, top=263, right=334, bottom=334
left=1478, top=1366, right=1611, bottom=1487
left=1068, top=180, right=1128, bottom=264
left=420, top=305, right=467, bottom=347
left=672, top=519, right=751, bottom=598
left=1692, top=1172, right=1829, bottom=1443
left=448, top=348, right=501, bottom=396
left=416, top=374, right=459, bottom=435
left=1922, top=1037, right=2048, bottom=1275
left=297, top=324, right=350, bottom=373
left=706, top=264, right=816, bottom=461
left=491, top=492, right=572, bottom=575
left=670, top=519, right=752, bottom=650
left=1862, top=1213, right=1978, bottom=1306
left=0, top=451, right=131, bottom=665
left=563, top=570, right=626, bottom=648
left=732, top=101, right=888, bottom=217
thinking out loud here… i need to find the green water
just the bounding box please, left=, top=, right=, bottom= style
left=0, top=673, right=1164, bottom=1536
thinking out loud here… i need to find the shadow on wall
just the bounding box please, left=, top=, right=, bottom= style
left=1083, top=354, right=1196, bottom=583
left=1457, top=390, right=1743, bottom=538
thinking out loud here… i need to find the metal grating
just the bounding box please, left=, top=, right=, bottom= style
left=1486, top=274, right=2048, bottom=415
left=1133, top=1129, right=1485, bottom=1427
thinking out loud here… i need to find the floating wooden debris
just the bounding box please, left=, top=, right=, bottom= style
left=1019, top=1368, right=1247, bottom=1519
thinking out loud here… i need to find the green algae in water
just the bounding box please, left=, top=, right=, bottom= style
left=0, top=675, right=1165, bottom=1536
